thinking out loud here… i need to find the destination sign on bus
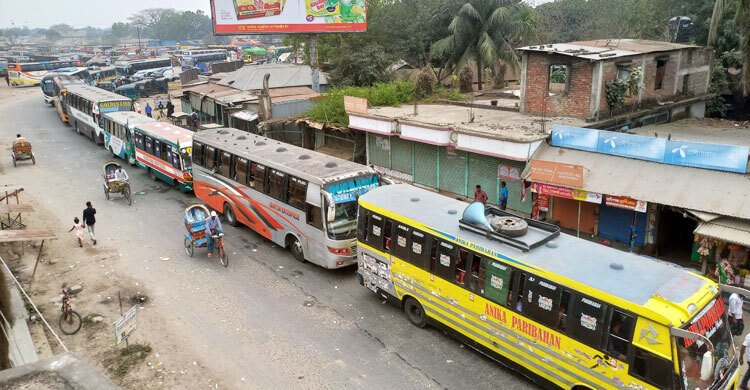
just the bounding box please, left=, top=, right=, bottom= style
left=100, top=101, right=132, bottom=113
left=684, top=298, right=724, bottom=347
left=326, top=175, right=379, bottom=204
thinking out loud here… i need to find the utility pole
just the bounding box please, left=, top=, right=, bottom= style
left=309, top=34, right=319, bottom=93
left=136, top=24, right=142, bottom=58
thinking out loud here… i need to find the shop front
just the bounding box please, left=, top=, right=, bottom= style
left=530, top=182, right=602, bottom=237
left=692, top=216, right=750, bottom=285
left=598, top=195, right=648, bottom=249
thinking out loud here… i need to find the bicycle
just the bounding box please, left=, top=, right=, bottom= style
left=59, top=288, right=82, bottom=335
left=213, top=234, right=228, bottom=267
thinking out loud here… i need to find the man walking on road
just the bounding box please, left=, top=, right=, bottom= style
left=730, top=292, right=745, bottom=336
left=474, top=185, right=488, bottom=204
left=82, top=201, right=97, bottom=245
left=499, top=181, right=509, bottom=210
left=145, top=103, right=153, bottom=118
left=740, top=331, right=750, bottom=389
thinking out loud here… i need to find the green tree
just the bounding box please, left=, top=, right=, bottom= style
left=329, top=40, right=391, bottom=86
left=431, top=0, right=535, bottom=90
left=43, top=29, right=62, bottom=42
left=709, top=0, right=750, bottom=99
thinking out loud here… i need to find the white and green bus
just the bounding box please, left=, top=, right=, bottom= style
left=62, top=85, right=132, bottom=145
left=101, top=111, right=156, bottom=164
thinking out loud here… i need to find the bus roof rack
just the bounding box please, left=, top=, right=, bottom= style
left=458, top=206, right=560, bottom=252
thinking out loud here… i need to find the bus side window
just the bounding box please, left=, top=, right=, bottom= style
left=288, top=177, right=307, bottom=210
left=268, top=169, right=286, bottom=201
left=255, top=164, right=266, bottom=192
left=557, top=290, right=572, bottom=333
left=382, top=218, right=392, bottom=252
left=513, top=272, right=527, bottom=312
left=235, top=157, right=248, bottom=185
left=455, top=249, right=468, bottom=286
left=435, top=241, right=456, bottom=281
left=356, top=207, right=369, bottom=242
left=409, top=230, right=429, bottom=269
left=193, top=142, right=203, bottom=167
left=484, top=260, right=512, bottom=306
left=567, top=295, right=606, bottom=349
left=166, top=148, right=174, bottom=166
left=468, top=253, right=485, bottom=294
left=306, top=203, right=323, bottom=230
left=170, top=149, right=180, bottom=169
left=429, top=239, right=438, bottom=272
left=392, top=223, right=410, bottom=260
left=523, top=276, right=562, bottom=329
left=154, top=140, right=162, bottom=160
left=145, top=136, right=154, bottom=155
left=606, top=310, right=634, bottom=361
left=247, top=162, right=256, bottom=188
left=220, top=152, right=233, bottom=179
left=135, top=132, right=145, bottom=151
left=630, top=348, right=671, bottom=389
left=366, top=213, right=384, bottom=249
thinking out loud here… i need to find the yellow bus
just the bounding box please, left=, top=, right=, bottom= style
left=356, top=184, right=740, bottom=390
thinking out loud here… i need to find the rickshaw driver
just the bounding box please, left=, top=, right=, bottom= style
left=205, top=211, right=223, bottom=258
left=112, top=165, right=130, bottom=189
left=13, top=134, right=27, bottom=147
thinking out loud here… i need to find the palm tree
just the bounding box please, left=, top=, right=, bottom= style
left=709, top=0, right=750, bottom=99
left=431, top=0, right=535, bottom=91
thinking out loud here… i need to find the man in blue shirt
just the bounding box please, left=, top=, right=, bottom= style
left=499, top=181, right=508, bottom=210
left=145, top=103, right=153, bottom=118
left=205, top=211, right=223, bottom=257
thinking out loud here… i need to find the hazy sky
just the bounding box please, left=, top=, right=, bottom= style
left=0, top=0, right=211, bottom=29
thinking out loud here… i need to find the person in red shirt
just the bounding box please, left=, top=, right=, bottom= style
left=474, top=184, right=488, bottom=204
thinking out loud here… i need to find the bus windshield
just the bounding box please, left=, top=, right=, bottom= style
left=180, top=147, right=192, bottom=171
left=326, top=200, right=358, bottom=240
left=678, top=297, right=735, bottom=389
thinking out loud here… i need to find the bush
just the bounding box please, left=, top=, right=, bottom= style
left=306, top=81, right=415, bottom=126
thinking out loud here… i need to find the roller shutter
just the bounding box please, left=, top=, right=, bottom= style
left=468, top=153, right=498, bottom=203
left=367, top=134, right=391, bottom=168
left=598, top=203, right=647, bottom=246
left=439, top=147, right=468, bottom=196
left=414, top=143, right=438, bottom=188
left=551, top=197, right=598, bottom=235
left=503, top=161, right=531, bottom=214
left=390, top=137, right=413, bottom=176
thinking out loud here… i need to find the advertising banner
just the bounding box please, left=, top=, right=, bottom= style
left=531, top=183, right=602, bottom=204
left=605, top=195, right=647, bottom=213
left=664, top=140, right=749, bottom=173
left=211, top=0, right=368, bottom=34
left=550, top=125, right=599, bottom=152
left=528, top=160, right=584, bottom=188
left=596, top=131, right=665, bottom=162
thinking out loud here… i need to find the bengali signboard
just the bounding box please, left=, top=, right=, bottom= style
left=211, top=0, right=368, bottom=34
left=605, top=195, right=647, bottom=213
left=664, top=140, right=750, bottom=173
left=113, top=305, right=137, bottom=346
left=344, top=96, right=368, bottom=114
left=531, top=183, right=602, bottom=204
left=550, top=125, right=749, bottom=174
left=529, top=160, right=584, bottom=188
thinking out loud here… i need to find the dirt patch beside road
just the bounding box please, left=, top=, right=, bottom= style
left=1, top=190, right=222, bottom=388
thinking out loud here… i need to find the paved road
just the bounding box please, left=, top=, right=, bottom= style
left=0, top=87, right=539, bottom=390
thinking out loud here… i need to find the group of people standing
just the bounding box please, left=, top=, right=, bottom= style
left=473, top=182, right=508, bottom=210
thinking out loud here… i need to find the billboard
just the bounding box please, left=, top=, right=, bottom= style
left=211, top=0, right=368, bottom=34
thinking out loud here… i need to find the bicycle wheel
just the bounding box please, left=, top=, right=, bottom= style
left=59, top=310, right=82, bottom=335
left=124, top=185, right=132, bottom=205
left=218, top=245, right=228, bottom=267
left=184, top=236, right=194, bottom=257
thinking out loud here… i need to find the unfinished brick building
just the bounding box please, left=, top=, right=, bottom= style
left=518, top=39, right=713, bottom=127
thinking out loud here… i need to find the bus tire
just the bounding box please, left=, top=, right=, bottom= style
left=147, top=168, right=156, bottom=181
left=223, top=203, right=238, bottom=227
left=404, top=297, right=428, bottom=328
left=74, top=122, right=81, bottom=134
left=288, top=235, right=305, bottom=263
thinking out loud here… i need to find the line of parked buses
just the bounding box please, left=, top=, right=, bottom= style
left=42, top=79, right=747, bottom=390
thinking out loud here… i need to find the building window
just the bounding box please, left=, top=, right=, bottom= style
left=617, top=67, right=630, bottom=81
left=682, top=74, right=690, bottom=94
left=655, top=59, right=667, bottom=90
left=548, top=65, right=569, bottom=93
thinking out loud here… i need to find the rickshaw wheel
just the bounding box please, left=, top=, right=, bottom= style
left=104, top=186, right=110, bottom=200
left=12, top=156, right=16, bottom=167
left=32, top=155, right=35, bottom=165
left=124, top=185, right=132, bottom=205
left=184, top=237, right=194, bottom=257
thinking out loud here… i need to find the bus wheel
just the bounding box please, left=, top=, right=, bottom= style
left=289, top=236, right=305, bottom=263
left=404, top=297, right=428, bottom=328
left=223, top=203, right=238, bottom=227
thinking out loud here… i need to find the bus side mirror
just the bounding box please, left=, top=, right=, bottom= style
left=323, top=192, right=335, bottom=223
left=699, top=350, right=713, bottom=381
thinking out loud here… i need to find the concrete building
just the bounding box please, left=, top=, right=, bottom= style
left=349, top=102, right=584, bottom=213
left=518, top=39, right=713, bottom=128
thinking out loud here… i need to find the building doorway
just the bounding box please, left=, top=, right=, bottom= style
left=655, top=206, right=697, bottom=261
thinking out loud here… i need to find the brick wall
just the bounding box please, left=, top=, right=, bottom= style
left=522, top=52, right=593, bottom=119
left=521, top=47, right=712, bottom=120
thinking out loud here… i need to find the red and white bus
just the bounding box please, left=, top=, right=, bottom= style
left=192, top=128, right=382, bottom=269
left=132, top=122, right=194, bottom=192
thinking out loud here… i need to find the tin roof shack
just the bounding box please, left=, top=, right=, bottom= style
left=349, top=102, right=584, bottom=214
left=519, top=39, right=713, bottom=127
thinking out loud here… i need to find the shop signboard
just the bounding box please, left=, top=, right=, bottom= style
left=664, top=140, right=749, bottom=174
left=596, top=131, right=665, bottom=162
left=550, top=125, right=599, bottom=152
left=605, top=195, right=647, bottom=213
left=529, top=160, right=584, bottom=188
left=344, top=95, right=368, bottom=114
left=498, top=165, right=521, bottom=182
left=531, top=183, right=602, bottom=204
left=211, top=0, right=368, bottom=34
left=538, top=194, right=549, bottom=212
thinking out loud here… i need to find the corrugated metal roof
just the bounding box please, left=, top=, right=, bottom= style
left=217, top=64, right=328, bottom=91
left=519, top=39, right=698, bottom=61
left=695, top=217, right=750, bottom=247
left=531, top=143, right=750, bottom=219
left=182, top=83, right=235, bottom=96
